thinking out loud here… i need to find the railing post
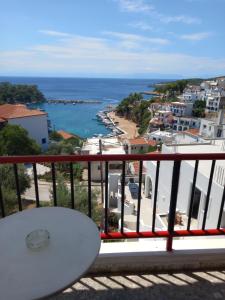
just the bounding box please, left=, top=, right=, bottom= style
left=88, top=162, right=92, bottom=218
left=32, top=163, right=40, bottom=208
left=166, top=161, right=181, bottom=252
left=0, top=184, right=5, bottom=218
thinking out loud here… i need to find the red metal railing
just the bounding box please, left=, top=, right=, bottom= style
left=0, top=153, right=225, bottom=252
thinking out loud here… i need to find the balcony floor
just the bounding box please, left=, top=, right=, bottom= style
left=49, top=270, right=225, bottom=300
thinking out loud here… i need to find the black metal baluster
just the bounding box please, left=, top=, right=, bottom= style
left=70, top=163, right=75, bottom=209
left=32, top=163, right=40, bottom=207
left=88, top=162, right=92, bottom=218
left=217, top=185, right=225, bottom=229
left=187, top=160, right=199, bottom=230
left=14, top=164, right=22, bottom=211
left=202, top=160, right=215, bottom=230
left=51, top=163, right=57, bottom=206
left=166, top=161, right=181, bottom=252
left=136, top=161, right=143, bottom=233
left=152, top=161, right=160, bottom=232
left=104, top=161, right=108, bottom=233
left=0, top=184, right=5, bottom=217
left=120, top=161, right=126, bottom=234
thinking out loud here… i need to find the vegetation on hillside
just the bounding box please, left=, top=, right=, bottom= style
left=37, top=131, right=84, bottom=182
left=50, top=174, right=102, bottom=225
left=116, top=93, right=152, bottom=135
left=192, top=100, right=206, bottom=118
left=0, top=124, right=41, bottom=155
left=0, top=164, right=31, bottom=215
left=154, top=79, right=189, bottom=95
left=0, top=82, right=45, bottom=104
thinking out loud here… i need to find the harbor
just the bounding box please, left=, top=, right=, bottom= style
left=47, top=99, right=102, bottom=104
left=95, top=110, right=125, bottom=138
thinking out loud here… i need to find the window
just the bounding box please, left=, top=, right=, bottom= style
left=217, top=129, right=222, bottom=137
left=42, top=138, right=46, bottom=144
left=209, top=126, right=211, bottom=131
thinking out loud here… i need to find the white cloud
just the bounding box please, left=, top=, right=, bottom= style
left=129, top=21, right=153, bottom=31
left=115, top=0, right=154, bottom=12
left=103, top=31, right=170, bottom=46
left=38, top=30, right=72, bottom=37
left=0, top=30, right=224, bottom=77
left=114, top=0, right=201, bottom=25
left=159, top=15, right=201, bottom=25
left=181, top=32, right=212, bottom=41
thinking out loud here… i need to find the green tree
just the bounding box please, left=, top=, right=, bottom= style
left=0, top=164, right=31, bottom=215
left=116, top=93, right=143, bottom=118
left=0, top=124, right=41, bottom=155
left=0, top=82, right=45, bottom=104
left=50, top=174, right=102, bottom=224
left=193, top=100, right=206, bottom=117
left=49, top=131, right=63, bottom=142
left=116, top=93, right=152, bottom=135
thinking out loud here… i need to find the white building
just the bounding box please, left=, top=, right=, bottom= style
left=200, top=100, right=225, bottom=138
left=147, top=130, right=175, bottom=143
left=81, top=137, right=126, bottom=181
left=205, top=92, right=223, bottom=113
left=170, top=102, right=193, bottom=117
left=124, top=138, right=156, bottom=154
left=0, top=104, right=49, bottom=150
left=150, top=110, right=173, bottom=128
left=172, top=116, right=200, bottom=131
left=145, top=136, right=225, bottom=229
left=200, top=118, right=225, bottom=138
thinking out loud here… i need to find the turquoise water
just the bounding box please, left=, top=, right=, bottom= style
left=0, top=77, right=167, bottom=138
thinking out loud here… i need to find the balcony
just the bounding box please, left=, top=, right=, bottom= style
left=0, top=153, right=225, bottom=299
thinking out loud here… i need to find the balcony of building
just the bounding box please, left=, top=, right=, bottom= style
left=0, top=153, right=225, bottom=299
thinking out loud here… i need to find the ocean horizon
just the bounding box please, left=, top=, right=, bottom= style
left=0, top=76, right=169, bottom=138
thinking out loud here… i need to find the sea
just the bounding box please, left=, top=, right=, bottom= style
left=0, top=77, right=168, bottom=138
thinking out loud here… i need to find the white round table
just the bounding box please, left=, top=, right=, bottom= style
left=0, top=207, right=101, bottom=300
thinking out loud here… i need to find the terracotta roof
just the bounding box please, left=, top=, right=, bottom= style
left=129, top=138, right=156, bottom=146
left=0, top=117, right=6, bottom=123
left=57, top=130, right=75, bottom=140
left=184, top=128, right=200, bottom=136
left=0, top=104, right=46, bottom=119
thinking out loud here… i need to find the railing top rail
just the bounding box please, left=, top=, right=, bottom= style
left=0, top=153, right=225, bottom=164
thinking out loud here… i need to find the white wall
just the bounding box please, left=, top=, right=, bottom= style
left=145, top=145, right=225, bottom=229
left=8, top=115, right=49, bottom=151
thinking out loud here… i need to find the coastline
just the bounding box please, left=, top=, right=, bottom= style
left=107, top=111, right=139, bottom=139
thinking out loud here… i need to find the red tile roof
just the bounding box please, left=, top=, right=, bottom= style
left=0, top=104, right=46, bottom=119
left=184, top=128, right=200, bottom=136
left=0, top=117, right=6, bottom=123
left=129, top=138, right=156, bottom=146
left=57, top=130, right=75, bottom=140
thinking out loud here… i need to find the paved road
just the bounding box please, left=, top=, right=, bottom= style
left=23, top=181, right=52, bottom=202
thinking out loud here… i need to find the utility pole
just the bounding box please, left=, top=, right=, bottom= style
left=99, top=139, right=104, bottom=204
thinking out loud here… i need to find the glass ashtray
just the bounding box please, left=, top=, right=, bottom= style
left=26, top=229, right=50, bottom=251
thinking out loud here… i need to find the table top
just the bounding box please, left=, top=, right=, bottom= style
left=0, top=207, right=101, bottom=300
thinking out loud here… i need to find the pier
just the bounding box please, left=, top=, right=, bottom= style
left=47, top=99, right=102, bottom=104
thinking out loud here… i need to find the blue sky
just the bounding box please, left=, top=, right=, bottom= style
left=0, top=0, right=225, bottom=78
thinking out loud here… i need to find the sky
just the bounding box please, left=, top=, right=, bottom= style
left=0, top=0, right=225, bottom=78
